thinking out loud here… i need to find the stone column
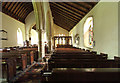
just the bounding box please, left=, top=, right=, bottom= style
left=32, top=1, right=43, bottom=60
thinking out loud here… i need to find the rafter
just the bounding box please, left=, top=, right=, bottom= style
left=50, top=3, right=82, bottom=19
left=51, top=8, right=79, bottom=23
left=14, top=2, right=22, bottom=15
left=54, top=21, right=70, bottom=31
left=50, top=5, right=80, bottom=21
left=65, top=2, right=89, bottom=13
left=2, top=7, right=24, bottom=23
left=53, top=14, right=75, bottom=28
left=74, top=2, right=92, bottom=9
left=51, top=2, right=83, bottom=18
left=5, top=2, right=11, bottom=10
left=57, top=2, right=86, bottom=16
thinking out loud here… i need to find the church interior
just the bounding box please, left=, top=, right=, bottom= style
left=0, top=0, right=120, bottom=82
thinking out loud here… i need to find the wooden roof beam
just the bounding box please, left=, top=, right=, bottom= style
left=85, top=2, right=98, bottom=7
left=54, top=21, right=70, bottom=31
left=54, top=16, right=75, bottom=30
left=17, top=3, right=27, bottom=18
left=51, top=8, right=79, bottom=23
left=50, top=3, right=82, bottom=19
left=8, top=2, right=15, bottom=12
left=19, top=3, right=33, bottom=19
left=51, top=2, right=83, bottom=18
left=57, top=2, right=86, bottom=16
left=53, top=14, right=76, bottom=28
left=2, top=7, right=24, bottom=23
left=74, top=2, right=92, bottom=9
left=54, top=17, right=74, bottom=28
left=13, top=2, right=23, bottom=15
left=10, top=2, right=19, bottom=17
left=64, top=2, right=89, bottom=13
left=50, top=5, right=80, bottom=21
left=5, top=2, right=11, bottom=10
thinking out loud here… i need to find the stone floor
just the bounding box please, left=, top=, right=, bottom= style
left=2, top=62, right=46, bottom=83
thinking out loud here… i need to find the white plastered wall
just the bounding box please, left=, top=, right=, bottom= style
left=54, top=24, right=69, bottom=36
left=69, top=2, right=118, bottom=59
left=1, top=12, right=25, bottom=48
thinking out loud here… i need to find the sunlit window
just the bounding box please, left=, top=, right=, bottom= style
left=17, top=28, right=23, bottom=46
left=31, top=29, right=38, bottom=45
left=84, top=17, right=94, bottom=48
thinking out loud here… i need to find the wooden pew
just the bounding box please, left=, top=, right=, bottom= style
left=47, top=68, right=120, bottom=82
left=114, top=56, right=120, bottom=61
left=50, top=54, right=107, bottom=60
left=21, top=54, right=27, bottom=70
left=48, top=59, right=119, bottom=70
left=6, top=57, right=16, bottom=82
left=114, top=56, right=120, bottom=67
left=1, top=52, right=27, bottom=80
left=30, top=51, right=34, bottom=64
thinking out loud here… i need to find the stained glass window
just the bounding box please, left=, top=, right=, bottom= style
left=84, top=17, right=94, bottom=48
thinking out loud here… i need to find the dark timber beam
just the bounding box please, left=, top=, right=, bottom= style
left=5, top=2, right=11, bottom=10
left=8, top=2, right=16, bottom=12
left=19, top=3, right=33, bottom=19
left=50, top=3, right=82, bottom=19
left=54, top=21, right=70, bottom=31
left=65, top=2, right=89, bottom=13
left=51, top=2, right=83, bottom=18
left=13, top=2, right=23, bottom=20
left=53, top=16, right=75, bottom=28
left=17, top=3, right=27, bottom=18
left=10, top=2, right=19, bottom=17
left=17, top=3, right=26, bottom=18
left=57, top=2, right=86, bottom=16
left=50, top=5, right=80, bottom=21
left=74, top=2, right=92, bottom=9
left=53, top=16, right=75, bottom=30
left=51, top=8, right=79, bottom=23
left=2, top=7, right=24, bottom=23
left=14, top=2, right=23, bottom=16
left=19, top=3, right=29, bottom=19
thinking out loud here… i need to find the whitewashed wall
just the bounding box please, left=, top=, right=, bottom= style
left=1, top=12, right=25, bottom=48
left=69, top=2, right=118, bottom=59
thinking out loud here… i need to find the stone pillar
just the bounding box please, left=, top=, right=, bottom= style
left=32, top=1, right=43, bottom=60
left=46, top=10, right=52, bottom=52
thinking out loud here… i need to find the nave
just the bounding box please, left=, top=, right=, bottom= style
left=1, top=45, right=120, bottom=83
left=1, top=1, right=120, bottom=83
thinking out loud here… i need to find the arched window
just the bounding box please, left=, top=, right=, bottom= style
left=17, top=28, right=23, bottom=46
left=31, top=29, right=38, bottom=45
left=84, top=17, right=94, bottom=48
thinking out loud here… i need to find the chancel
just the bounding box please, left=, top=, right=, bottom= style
left=0, top=0, right=120, bottom=82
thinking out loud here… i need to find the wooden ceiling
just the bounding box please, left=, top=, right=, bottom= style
left=49, top=2, right=98, bottom=31
left=2, top=1, right=98, bottom=31
left=2, top=1, right=33, bottom=23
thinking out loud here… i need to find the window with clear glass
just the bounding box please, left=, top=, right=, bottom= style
left=17, top=28, right=23, bottom=46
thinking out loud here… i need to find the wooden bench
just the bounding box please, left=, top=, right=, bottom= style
left=48, top=59, right=119, bottom=70
left=50, top=54, right=107, bottom=60
left=6, top=57, right=17, bottom=82
left=114, top=56, right=120, bottom=61
left=47, top=68, right=120, bottom=82
left=1, top=52, right=28, bottom=80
